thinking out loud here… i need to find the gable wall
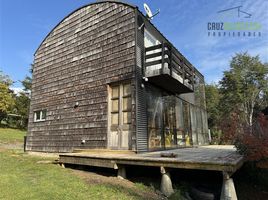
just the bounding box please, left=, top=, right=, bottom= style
left=27, top=2, right=136, bottom=152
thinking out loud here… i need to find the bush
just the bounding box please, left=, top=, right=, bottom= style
left=235, top=113, right=268, bottom=169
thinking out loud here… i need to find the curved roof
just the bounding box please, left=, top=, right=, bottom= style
left=34, top=0, right=137, bottom=56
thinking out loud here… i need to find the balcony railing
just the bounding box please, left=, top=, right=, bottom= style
left=144, top=43, right=194, bottom=94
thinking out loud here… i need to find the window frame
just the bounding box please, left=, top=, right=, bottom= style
left=34, top=110, right=47, bottom=122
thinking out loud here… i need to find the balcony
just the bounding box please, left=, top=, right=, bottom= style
left=144, top=43, right=194, bottom=94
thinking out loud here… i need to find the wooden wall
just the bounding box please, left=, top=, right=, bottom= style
left=26, top=2, right=136, bottom=152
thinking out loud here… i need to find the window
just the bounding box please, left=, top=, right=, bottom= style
left=34, top=110, right=47, bottom=122
left=110, top=83, right=132, bottom=125
left=144, top=29, right=160, bottom=47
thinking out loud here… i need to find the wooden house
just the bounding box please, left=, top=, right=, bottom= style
left=26, top=0, right=209, bottom=153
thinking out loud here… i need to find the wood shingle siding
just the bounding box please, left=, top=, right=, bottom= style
left=27, top=2, right=136, bottom=152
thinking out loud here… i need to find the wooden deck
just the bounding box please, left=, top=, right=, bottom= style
left=59, top=145, right=244, bottom=173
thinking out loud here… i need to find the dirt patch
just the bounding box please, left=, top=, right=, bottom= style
left=72, top=169, right=166, bottom=200
left=26, top=151, right=59, bottom=158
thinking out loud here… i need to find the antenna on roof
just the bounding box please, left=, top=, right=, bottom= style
left=143, top=3, right=160, bottom=20
left=138, top=3, right=160, bottom=30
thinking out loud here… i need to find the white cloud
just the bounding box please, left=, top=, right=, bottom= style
left=10, top=87, right=24, bottom=95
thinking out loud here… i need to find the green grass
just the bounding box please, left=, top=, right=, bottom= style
left=0, top=128, right=26, bottom=144
left=0, top=149, right=149, bottom=200
left=0, top=128, right=158, bottom=200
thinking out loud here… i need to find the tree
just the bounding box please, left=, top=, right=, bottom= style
left=0, top=71, right=13, bottom=85
left=205, top=84, right=223, bottom=143
left=205, top=84, right=220, bottom=128
left=21, top=75, right=32, bottom=92
left=219, top=53, right=268, bottom=127
left=13, top=74, right=32, bottom=128
left=0, top=71, right=15, bottom=122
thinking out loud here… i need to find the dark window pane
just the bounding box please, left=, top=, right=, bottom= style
left=41, top=110, right=46, bottom=120
left=35, top=111, right=41, bottom=120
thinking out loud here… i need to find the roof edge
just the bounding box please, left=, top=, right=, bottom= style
left=34, top=0, right=137, bottom=56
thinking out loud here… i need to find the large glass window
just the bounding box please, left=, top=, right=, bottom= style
left=201, top=109, right=209, bottom=143
left=147, top=85, right=190, bottom=149
left=144, top=29, right=160, bottom=48
left=183, top=102, right=192, bottom=146
left=175, top=98, right=184, bottom=145
left=163, top=96, right=177, bottom=148
left=190, top=105, right=198, bottom=145
left=194, top=73, right=206, bottom=109
left=147, top=87, right=163, bottom=149
left=196, top=107, right=204, bottom=145
left=147, top=84, right=208, bottom=149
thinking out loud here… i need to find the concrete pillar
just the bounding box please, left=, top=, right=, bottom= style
left=160, top=166, right=174, bottom=197
left=117, top=166, right=126, bottom=179
left=220, top=172, right=237, bottom=200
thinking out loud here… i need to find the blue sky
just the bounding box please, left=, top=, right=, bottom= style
left=0, top=0, right=267, bottom=90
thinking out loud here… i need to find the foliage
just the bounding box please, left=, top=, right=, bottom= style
left=0, top=70, right=13, bottom=85
left=219, top=113, right=242, bottom=144
left=235, top=113, right=268, bottom=169
left=21, top=75, right=32, bottom=92
left=0, top=72, right=15, bottom=122
left=205, top=84, right=222, bottom=144
left=219, top=52, right=268, bottom=127
left=205, top=84, right=220, bottom=129
left=206, top=53, right=268, bottom=144
left=210, top=129, right=223, bottom=145
left=13, top=92, right=31, bottom=128
left=13, top=73, right=32, bottom=129
left=0, top=69, right=32, bottom=129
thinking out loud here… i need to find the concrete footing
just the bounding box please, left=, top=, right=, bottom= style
left=117, top=166, right=126, bottom=179
left=220, top=172, right=237, bottom=200
left=160, top=166, right=174, bottom=197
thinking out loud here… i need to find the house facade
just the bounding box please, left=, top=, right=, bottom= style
left=26, top=0, right=209, bottom=153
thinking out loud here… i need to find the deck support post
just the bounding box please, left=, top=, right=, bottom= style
left=117, top=166, right=126, bottom=179
left=160, top=166, right=174, bottom=197
left=220, top=171, right=237, bottom=200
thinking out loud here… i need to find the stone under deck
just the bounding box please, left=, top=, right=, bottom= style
left=59, top=145, right=244, bottom=199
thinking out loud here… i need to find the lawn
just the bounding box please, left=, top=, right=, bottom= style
left=2, top=128, right=266, bottom=199
left=0, top=128, right=161, bottom=200
left=0, top=128, right=26, bottom=144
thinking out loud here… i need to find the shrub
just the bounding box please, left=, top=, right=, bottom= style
left=235, top=113, right=268, bottom=169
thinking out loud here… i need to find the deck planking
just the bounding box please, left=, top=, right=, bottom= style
left=59, top=145, right=244, bottom=172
